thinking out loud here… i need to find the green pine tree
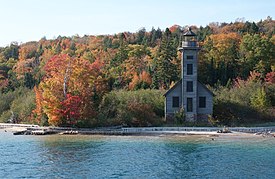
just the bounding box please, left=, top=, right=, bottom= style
left=153, top=28, right=179, bottom=89
left=250, top=87, right=270, bottom=110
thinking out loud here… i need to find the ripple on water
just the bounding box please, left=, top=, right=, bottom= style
left=0, top=131, right=274, bottom=178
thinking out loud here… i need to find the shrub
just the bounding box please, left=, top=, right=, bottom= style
left=174, top=107, right=185, bottom=124
left=213, top=100, right=244, bottom=126
left=0, top=87, right=35, bottom=123
left=118, top=101, right=157, bottom=127
left=212, top=76, right=274, bottom=125
left=0, top=92, right=15, bottom=115
left=0, top=87, right=30, bottom=115
left=266, top=84, right=275, bottom=106
left=10, top=89, right=35, bottom=123
left=98, top=89, right=165, bottom=127
left=250, top=87, right=271, bottom=110
left=0, top=110, right=12, bottom=123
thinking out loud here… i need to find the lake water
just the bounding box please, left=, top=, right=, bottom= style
left=0, top=131, right=274, bottom=179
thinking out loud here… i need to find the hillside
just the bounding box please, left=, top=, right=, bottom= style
left=0, top=17, right=274, bottom=127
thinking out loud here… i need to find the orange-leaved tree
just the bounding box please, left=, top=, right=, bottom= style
left=129, top=71, right=152, bottom=90
left=36, top=54, right=105, bottom=126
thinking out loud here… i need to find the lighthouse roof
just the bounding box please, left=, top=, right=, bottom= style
left=183, top=27, right=196, bottom=36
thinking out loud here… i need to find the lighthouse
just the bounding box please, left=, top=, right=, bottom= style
left=164, top=27, right=213, bottom=122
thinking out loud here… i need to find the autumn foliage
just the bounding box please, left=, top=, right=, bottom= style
left=265, top=72, right=275, bottom=84
left=129, top=71, right=152, bottom=90
left=59, top=94, right=81, bottom=126
left=36, top=54, right=106, bottom=126
left=0, top=17, right=274, bottom=126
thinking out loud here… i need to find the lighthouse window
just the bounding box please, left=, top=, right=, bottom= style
left=172, top=96, right=180, bottom=108
left=199, top=97, right=206, bottom=108
left=187, top=98, right=193, bottom=112
left=187, top=64, right=193, bottom=75
left=186, top=55, right=193, bottom=60
left=187, top=81, right=193, bottom=92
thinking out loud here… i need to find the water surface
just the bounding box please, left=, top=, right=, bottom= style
left=0, top=131, right=274, bottom=178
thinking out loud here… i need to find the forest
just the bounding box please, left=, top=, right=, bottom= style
left=0, top=17, right=274, bottom=127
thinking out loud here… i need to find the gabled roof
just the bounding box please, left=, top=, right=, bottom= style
left=198, top=81, right=214, bottom=96
left=164, top=79, right=214, bottom=97
left=164, top=79, right=182, bottom=96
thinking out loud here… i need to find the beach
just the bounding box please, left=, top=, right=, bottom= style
left=1, top=123, right=274, bottom=138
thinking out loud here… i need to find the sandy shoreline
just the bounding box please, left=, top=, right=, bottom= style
left=1, top=127, right=274, bottom=139
left=1, top=123, right=274, bottom=137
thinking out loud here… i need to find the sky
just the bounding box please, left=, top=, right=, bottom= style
left=0, top=0, right=274, bottom=47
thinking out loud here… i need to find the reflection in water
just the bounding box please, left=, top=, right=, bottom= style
left=0, top=132, right=274, bottom=178
left=37, top=135, right=106, bottom=178
left=163, top=142, right=200, bottom=176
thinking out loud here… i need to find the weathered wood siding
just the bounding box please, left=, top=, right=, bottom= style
left=197, top=82, right=213, bottom=115
left=165, top=81, right=213, bottom=118
left=182, top=50, right=199, bottom=121
left=165, top=82, right=182, bottom=115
